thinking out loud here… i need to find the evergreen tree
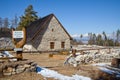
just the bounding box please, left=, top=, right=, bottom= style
left=102, top=31, right=107, bottom=40
left=116, top=29, right=120, bottom=46
left=88, top=33, right=94, bottom=45
left=17, top=5, right=38, bottom=30
left=96, top=34, right=103, bottom=46
left=80, top=34, right=83, bottom=41
left=79, top=34, right=83, bottom=44
left=92, top=33, right=96, bottom=44
left=116, top=29, right=120, bottom=42
left=80, top=34, right=83, bottom=39
left=107, top=39, right=114, bottom=46
left=102, top=31, right=108, bottom=46
left=112, top=31, right=115, bottom=46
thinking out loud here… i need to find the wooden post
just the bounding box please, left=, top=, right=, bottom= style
left=80, top=50, right=84, bottom=55
left=12, top=28, right=26, bottom=61
left=16, top=51, right=23, bottom=61
left=109, top=48, right=111, bottom=53
left=72, top=49, right=76, bottom=57
left=98, top=49, right=100, bottom=53
left=14, top=48, right=23, bottom=61
left=111, top=58, right=120, bottom=68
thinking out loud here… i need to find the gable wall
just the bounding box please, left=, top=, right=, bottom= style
left=37, top=16, right=71, bottom=51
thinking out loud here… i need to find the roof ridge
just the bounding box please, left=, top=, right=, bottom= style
left=41, top=13, right=54, bottom=19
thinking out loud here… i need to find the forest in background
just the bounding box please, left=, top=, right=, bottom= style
left=72, top=30, right=120, bottom=46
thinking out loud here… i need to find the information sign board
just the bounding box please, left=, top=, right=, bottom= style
left=13, top=31, right=23, bottom=38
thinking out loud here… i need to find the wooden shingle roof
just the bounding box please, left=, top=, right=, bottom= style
left=26, top=13, right=72, bottom=43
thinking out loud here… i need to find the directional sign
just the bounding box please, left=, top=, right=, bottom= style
left=13, top=31, right=23, bottom=38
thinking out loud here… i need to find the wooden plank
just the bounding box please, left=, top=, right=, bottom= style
left=0, top=49, right=13, bottom=51
left=0, top=57, right=17, bottom=60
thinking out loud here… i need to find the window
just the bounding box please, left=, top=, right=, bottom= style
left=61, top=42, right=65, bottom=48
left=52, top=28, right=54, bottom=32
left=50, top=42, right=54, bottom=49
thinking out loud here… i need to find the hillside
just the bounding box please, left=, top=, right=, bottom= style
left=0, top=28, right=13, bottom=49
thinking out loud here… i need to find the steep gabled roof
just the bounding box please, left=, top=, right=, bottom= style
left=26, top=14, right=52, bottom=42
left=26, top=13, right=72, bottom=43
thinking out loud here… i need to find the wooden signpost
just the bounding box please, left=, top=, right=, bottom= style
left=12, top=28, right=26, bottom=61
left=13, top=31, right=24, bottom=38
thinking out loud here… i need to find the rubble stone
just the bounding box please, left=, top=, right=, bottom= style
left=1, top=61, right=37, bottom=76
left=65, top=48, right=120, bottom=67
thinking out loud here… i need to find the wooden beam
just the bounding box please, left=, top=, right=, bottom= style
left=0, top=57, right=17, bottom=60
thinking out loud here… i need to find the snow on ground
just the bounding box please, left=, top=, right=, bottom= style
left=99, top=67, right=120, bottom=78
left=37, top=66, right=91, bottom=80
left=0, top=51, right=17, bottom=61
left=99, top=67, right=115, bottom=75
left=92, top=63, right=111, bottom=67
left=92, top=63, right=120, bottom=78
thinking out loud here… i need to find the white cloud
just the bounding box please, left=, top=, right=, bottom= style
left=83, top=33, right=88, bottom=37
left=71, top=34, right=80, bottom=38
left=71, top=33, right=89, bottom=38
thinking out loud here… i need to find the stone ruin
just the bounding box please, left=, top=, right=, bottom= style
left=0, top=60, right=37, bottom=76
left=0, top=38, right=14, bottom=50
left=0, top=51, right=37, bottom=76
left=0, top=28, right=38, bottom=77
left=64, top=47, right=120, bottom=67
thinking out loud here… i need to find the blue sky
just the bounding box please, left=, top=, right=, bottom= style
left=0, top=0, right=120, bottom=36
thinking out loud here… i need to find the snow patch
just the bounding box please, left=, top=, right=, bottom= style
left=37, top=66, right=91, bottom=80
left=92, top=63, right=110, bottom=67
left=1, top=51, right=17, bottom=61
left=99, top=67, right=114, bottom=74
left=93, top=63, right=120, bottom=78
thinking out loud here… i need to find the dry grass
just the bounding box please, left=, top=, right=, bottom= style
left=0, top=72, right=45, bottom=80
left=59, top=51, right=70, bottom=55
left=0, top=52, right=119, bottom=80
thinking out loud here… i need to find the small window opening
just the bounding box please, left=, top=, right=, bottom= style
left=50, top=42, right=54, bottom=49
left=61, top=42, right=65, bottom=48
left=52, top=29, right=54, bottom=32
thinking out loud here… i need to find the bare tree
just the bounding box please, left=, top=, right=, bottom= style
left=0, top=17, right=3, bottom=28
left=11, top=15, right=18, bottom=29
left=3, top=18, right=9, bottom=28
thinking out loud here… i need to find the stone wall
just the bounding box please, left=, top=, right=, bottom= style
left=37, top=16, right=71, bottom=51
left=0, top=60, right=37, bottom=76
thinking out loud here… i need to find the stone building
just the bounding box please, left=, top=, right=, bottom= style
left=24, top=14, right=72, bottom=51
